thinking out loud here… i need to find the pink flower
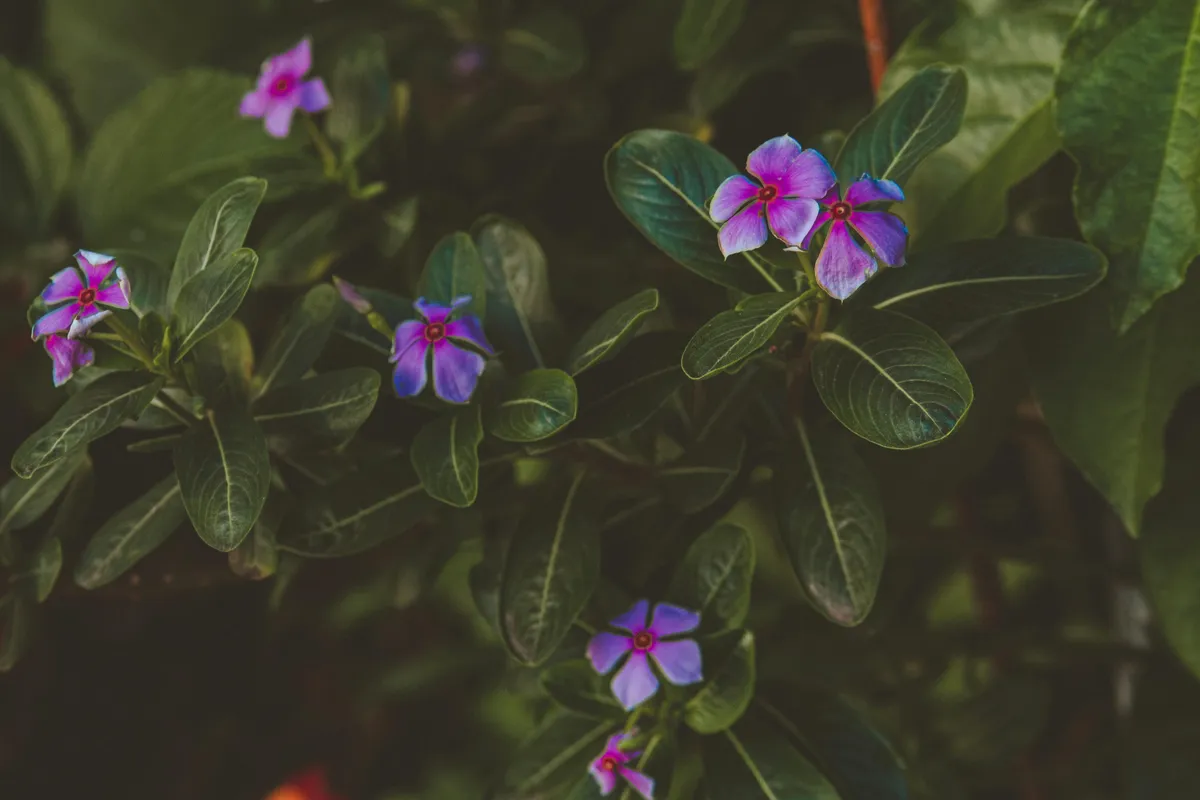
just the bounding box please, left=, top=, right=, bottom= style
left=43, top=334, right=95, bottom=387
left=240, top=38, right=332, bottom=139
left=31, top=251, right=129, bottom=341
left=588, top=731, right=654, bottom=799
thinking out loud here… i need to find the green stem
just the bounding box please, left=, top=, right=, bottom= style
left=745, top=253, right=786, bottom=293
left=104, top=314, right=154, bottom=368
left=303, top=115, right=339, bottom=180
left=153, top=391, right=197, bottom=426
left=795, top=248, right=817, bottom=290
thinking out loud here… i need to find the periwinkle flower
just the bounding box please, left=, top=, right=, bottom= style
left=709, top=135, right=837, bottom=257
left=31, top=251, right=130, bottom=340
left=587, top=599, right=703, bottom=711
left=588, top=731, right=654, bottom=799
left=799, top=175, right=908, bottom=300
left=240, top=38, right=331, bottom=139
left=43, top=334, right=95, bottom=387
left=391, top=297, right=493, bottom=404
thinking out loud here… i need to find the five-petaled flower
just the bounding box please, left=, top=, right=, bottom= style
left=31, top=250, right=130, bottom=341
left=709, top=135, right=837, bottom=257
left=43, top=334, right=95, bottom=387
left=589, top=731, right=654, bottom=799
left=587, top=599, right=703, bottom=711
left=264, top=766, right=343, bottom=800
left=798, top=174, right=908, bottom=300
left=240, top=38, right=331, bottom=139
left=391, top=297, right=493, bottom=404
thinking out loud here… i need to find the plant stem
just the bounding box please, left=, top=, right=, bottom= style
left=303, top=115, right=340, bottom=180
left=153, top=391, right=198, bottom=425
left=857, top=0, right=890, bottom=95
left=104, top=314, right=154, bottom=368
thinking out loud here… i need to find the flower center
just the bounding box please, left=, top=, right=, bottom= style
left=600, top=756, right=618, bottom=772
left=78, top=288, right=96, bottom=305
left=831, top=202, right=852, bottom=220
left=757, top=184, right=779, bottom=203
left=270, top=75, right=295, bottom=97
left=424, top=322, right=447, bottom=342
left=632, top=631, right=654, bottom=651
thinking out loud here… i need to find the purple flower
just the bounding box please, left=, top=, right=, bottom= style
left=43, top=334, right=95, bottom=387
left=800, top=175, right=908, bottom=300
left=586, top=599, right=703, bottom=711
left=240, top=38, right=332, bottom=139
left=391, top=296, right=493, bottom=404
left=31, top=251, right=130, bottom=340
left=333, top=276, right=373, bottom=314
left=451, top=45, right=486, bottom=79
left=709, top=135, right=837, bottom=257
left=588, top=731, right=654, bottom=799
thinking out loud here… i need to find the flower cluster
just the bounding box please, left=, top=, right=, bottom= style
left=240, top=38, right=331, bottom=139
left=710, top=135, right=909, bottom=299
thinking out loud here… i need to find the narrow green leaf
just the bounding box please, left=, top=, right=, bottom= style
left=541, top=660, right=625, bottom=720
left=0, top=448, right=87, bottom=538
left=685, top=630, right=755, bottom=734
left=166, top=176, right=266, bottom=306
left=659, top=431, right=745, bottom=514
left=682, top=292, right=803, bottom=379
left=253, top=284, right=340, bottom=398
left=254, top=368, right=381, bottom=455
left=45, top=454, right=94, bottom=544
left=0, top=57, right=73, bottom=231
left=567, top=289, right=660, bottom=376
left=11, top=372, right=163, bottom=478
left=417, top=231, right=488, bottom=319
left=504, top=711, right=617, bottom=795
left=500, top=8, right=587, bottom=83
left=673, top=0, right=749, bottom=70
left=812, top=309, right=973, bottom=449
left=74, top=476, right=186, bottom=589
left=30, top=537, right=63, bottom=602
left=228, top=490, right=282, bottom=580
left=571, top=331, right=689, bottom=440
left=487, top=369, right=578, bottom=442
left=411, top=406, right=483, bottom=507
left=190, top=318, right=254, bottom=404
left=326, top=33, right=390, bottom=163
left=253, top=205, right=341, bottom=288
left=667, top=522, right=755, bottom=633
left=703, top=707, right=841, bottom=799
left=171, top=247, right=257, bottom=359
left=0, top=589, right=34, bottom=672
left=173, top=405, right=270, bottom=551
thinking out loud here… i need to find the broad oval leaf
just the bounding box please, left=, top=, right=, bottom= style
left=540, top=660, right=625, bottom=720
left=812, top=309, right=973, bottom=449
left=0, top=448, right=88, bottom=538
left=74, top=476, right=186, bottom=589
left=682, top=291, right=803, bottom=379
left=171, top=247, right=257, bottom=359
left=703, top=706, right=840, bottom=799
left=410, top=406, right=484, bottom=508
left=571, top=331, right=689, bottom=440
left=190, top=318, right=254, bottom=404
left=660, top=431, right=746, bottom=514
left=417, top=231, right=487, bottom=320
left=0, top=57, right=72, bottom=232
left=504, top=711, right=617, bottom=796
left=606, top=129, right=769, bottom=293
left=173, top=404, right=270, bottom=551
left=778, top=421, right=886, bottom=626
left=487, top=369, right=578, bottom=442
left=253, top=283, right=339, bottom=398
left=500, top=473, right=600, bottom=666
left=667, top=522, right=755, bottom=633
left=254, top=368, right=381, bottom=454
left=500, top=8, right=587, bottom=83
left=11, top=372, right=163, bottom=478
left=673, top=0, right=749, bottom=70
left=166, top=176, right=266, bottom=307
left=835, top=65, right=966, bottom=187
left=685, top=630, right=755, bottom=734
left=566, top=288, right=659, bottom=376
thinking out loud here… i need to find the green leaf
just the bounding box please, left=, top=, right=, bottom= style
left=541, top=660, right=625, bottom=720
left=685, top=630, right=755, bottom=734
left=487, top=369, right=578, bottom=442
left=853, top=236, right=1107, bottom=341
left=682, top=292, right=804, bottom=379
left=571, top=331, right=689, bottom=440
left=190, top=318, right=254, bottom=404
left=835, top=65, right=966, bottom=187
left=703, top=706, right=840, bottom=799
left=667, top=522, right=755, bottom=633
left=326, top=33, right=390, bottom=164
left=173, top=405, right=270, bottom=551
left=500, top=8, right=587, bottom=83
left=333, top=285, right=414, bottom=355
left=253, top=205, right=341, bottom=288
left=253, top=284, right=339, bottom=398
left=0, top=57, right=73, bottom=232
left=166, top=177, right=266, bottom=307
left=0, top=589, right=34, bottom=672
left=0, top=448, right=88, bottom=538
left=417, top=231, right=488, bottom=320
left=504, top=711, right=617, bottom=795
left=778, top=421, right=886, bottom=626
left=107, top=251, right=170, bottom=318
left=673, top=0, right=749, bottom=70
left=410, top=406, right=484, bottom=508
left=74, top=476, right=186, bottom=590
left=228, top=490, right=282, bottom=580
left=11, top=372, right=163, bottom=478
left=171, top=248, right=257, bottom=359
left=380, top=196, right=419, bottom=257
left=30, top=537, right=63, bottom=603
left=660, top=431, right=746, bottom=514
left=566, top=289, right=660, bottom=376
left=880, top=0, right=1079, bottom=246
left=471, top=215, right=563, bottom=371
left=500, top=473, right=600, bottom=666
left=811, top=308, right=973, bottom=449
left=606, top=129, right=769, bottom=293
left=45, top=455, right=95, bottom=545
left=1056, top=0, right=1200, bottom=330
left=254, top=368, right=381, bottom=454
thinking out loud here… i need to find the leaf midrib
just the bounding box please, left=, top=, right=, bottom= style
left=22, top=380, right=155, bottom=475
left=819, top=330, right=943, bottom=429
left=796, top=419, right=860, bottom=610
left=529, top=472, right=586, bottom=657
left=81, top=482, right=181, bottom=585
left=175, top=257, right=253, bottom=355
left=872, top=272, right=1090, bottom=309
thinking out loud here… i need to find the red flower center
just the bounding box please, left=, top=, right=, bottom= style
left=757, top=184, right=778, bottom=203
left=600, top=756, right=618, bottom=772
left=632, top=631, right=654, bottom=651
left=424, top=322, right=447, bottom=342
left=270, top=75, right=295, bottom=97
left=831, top=202, right=852, bottom=220
left=78, top=288, right=96, bottom=305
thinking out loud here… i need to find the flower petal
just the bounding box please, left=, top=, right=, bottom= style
left=334, top=277, right=373, bottom=314
left=240, top=89, right=268, bottom=118
left=776, top=149, right=837, bottom=200
left=392, top=338, right=429, bottom=398
left=845, top=176, right=905, bottom=206
left=445, top=316, right=494, bottom=354
left=710, top=174, right=760, bottom=224
left=432, top=340, right=485, bottom=403
left=299, top=79, right=331, bottom=113
left=800, top=210, right=833, bottom=250
left=414, top=298, right=454, bottom=324
left=651, top=638, right=703, bottom=686
left=68, top=309, right=112, bottom=340
left=278, top=38, right=313, bottom=77
left=115, top=267, right=133, bottom=307
left=649, top=603, right=701, bottom=637
left=42, top=267, right=84, bottom=304
left=94, top=284, right=131, bottom=309
left=611, top=652, right=659, bottom=711
left=849, top=211, right=908, bottom=267
left=32, top=302, right=82, bottom=339
left=75, top=250, right=116, bottom=288
left=264, top=102, right=297, bottom=139
left=746, top=135, right=803, bottom=186
left=45, top=335, right=93, bottom=387
left=587, top=632, right=632, bottom=675
left=605, top=732, right=632, bottom=756
left=765, top=197, right=820, bottom=247
left=717, top=202, right=768, bottom=257
left=589, top=762, right=619, bottom=796
left=610, top=599, right=650, bottom=633
left=391, top=320, right=426, bottom=361
left=815, top=221, right=877, bottom=300
left=619, top=768, right=656, bottom=800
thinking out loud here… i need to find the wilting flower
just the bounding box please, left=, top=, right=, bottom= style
left=240, top=38, right=331, bottom=139
left=587, top=599, right=703, bottom=711
left=43, top=334, right=95, bottom=387
left=31, top=250, right=130, bottom=340
left=391, top=296, right=493, bottom=404
left=709, top=135, right=837, bottom=257
left=264, top=766, right=343, bottom=800
left=332, top=276, right=373, bottom=314
left=589, top=731, right=654, bottom=799
left=799, top=174, right=908, bottom=300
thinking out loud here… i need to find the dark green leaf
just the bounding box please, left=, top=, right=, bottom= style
left=189, top=318, right=253, bottom=404
left=417, top=231, right=488, bottom=319
left=45, top=455, right=94, bottom=545
left=469, top=522, right=512, bottom=640
left=326, top=34, right=390, bottom=163
left=173, top=405, right=270, bottom=551
left=108, top=251, right=170, bottom=318
left=0, top=57, right=72, bottom=231
left=606, top=129, right=769, bottom=292
left=703, top=706, right=840, bottom=799
left=668, top=522, right=755, bottom=633
left=777, top=420, right=886, bottom=626
left=171, top=247, right=257, bottom=359
left=812, top=308, right=973, bottom=449
left=682, top=292, right=803, bottom=379
left=487, top=369, right=578, bottom=442
left=541, top=660, right=625, bottom=720
left=11, top=372, right=163, bottom=478
left=660, top=431, right=745, bottom=514
left=567, top=289, right=660, bottom=376
left=255, top=368, right=381, bottom=454
left=500, top=8, right=587, bottom=83
left=30, top=537, right=63, bottom=602
left=380, top=196, right=419, bottom=257
left=228, top=490, right=282, bottom=580
left=410, top=406, right=483, bottom=507
left=0, top=448, right=88, bottom=538
left=504, top=711, right=617, bottom=795
left=166, top=177, right=265, bottom=307
left=836, top=65, right=966, bottom=187
left=571, top=331, right=689, bottom=439
left=673, top=0, right=748, bottom=70
left=685, top=630, right=755, bottom=734
left=253, top=205, right=341, bottom=288
left=253, top=284, right=339, bottom=398
left=0, top=589, right=34, bottom=672
left=74, top=476, right=186, bottom=589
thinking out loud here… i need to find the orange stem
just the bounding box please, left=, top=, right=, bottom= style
left=857, top=0, right=890, bottom=95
